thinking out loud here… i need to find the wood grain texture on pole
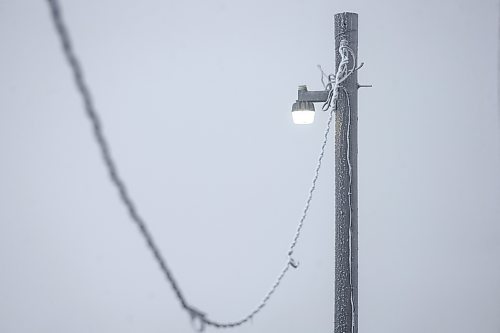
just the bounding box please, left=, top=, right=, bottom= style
left=334, top=12, right=358, bottom=333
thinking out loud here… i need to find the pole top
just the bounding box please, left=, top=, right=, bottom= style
left=334, top=12, right=358, bottom=38
left=334, top=12, right=358, bottom=16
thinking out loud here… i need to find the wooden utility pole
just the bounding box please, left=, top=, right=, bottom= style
left=292, top=11, right=361, bottom=333
left=334, top=12, right=358, bottom=333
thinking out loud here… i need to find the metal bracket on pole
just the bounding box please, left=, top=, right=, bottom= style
left=296, top=85, right=330, bottom=103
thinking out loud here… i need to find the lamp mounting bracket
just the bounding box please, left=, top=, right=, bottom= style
left=296, top=85, right=329, bottom=103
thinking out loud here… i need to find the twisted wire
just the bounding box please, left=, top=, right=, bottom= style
left=201, top=106, right=335, bottom=330
left=342, top=87, right=356, bottom=333
left=287, top=109, right=334, bottom=257
left=45, top=0, right=341, bottom=330
left=45, top=0, right=193, bottom=315
left=321, top=40, right=361, bottom=112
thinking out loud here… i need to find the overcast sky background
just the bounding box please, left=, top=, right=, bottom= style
left=1, top=0, right=500, bottom=332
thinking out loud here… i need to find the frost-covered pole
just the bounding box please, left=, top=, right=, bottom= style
left=334, top=12, right=358, bottom=333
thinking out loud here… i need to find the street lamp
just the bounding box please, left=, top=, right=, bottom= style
left=291, top=85, right=330, bottom=124
left=291, top=100, right=315, bottom=124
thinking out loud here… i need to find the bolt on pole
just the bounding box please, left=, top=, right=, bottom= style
left=334, top=12, right=358, bottom=333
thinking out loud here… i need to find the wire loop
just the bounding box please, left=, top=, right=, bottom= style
left=320, top=39, right=363, bottom=112
left=188, top=307, right=207, bottom=332
left=288, top=257, right=299, bottom=269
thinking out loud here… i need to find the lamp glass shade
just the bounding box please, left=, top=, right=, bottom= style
left=292, top=110, right=315, bottom=124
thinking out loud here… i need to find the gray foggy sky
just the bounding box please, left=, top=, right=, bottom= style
left=1, top=0, right=500, bottom=332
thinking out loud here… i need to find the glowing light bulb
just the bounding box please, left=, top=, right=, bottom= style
left=291, top=101, right=315, bottom=124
